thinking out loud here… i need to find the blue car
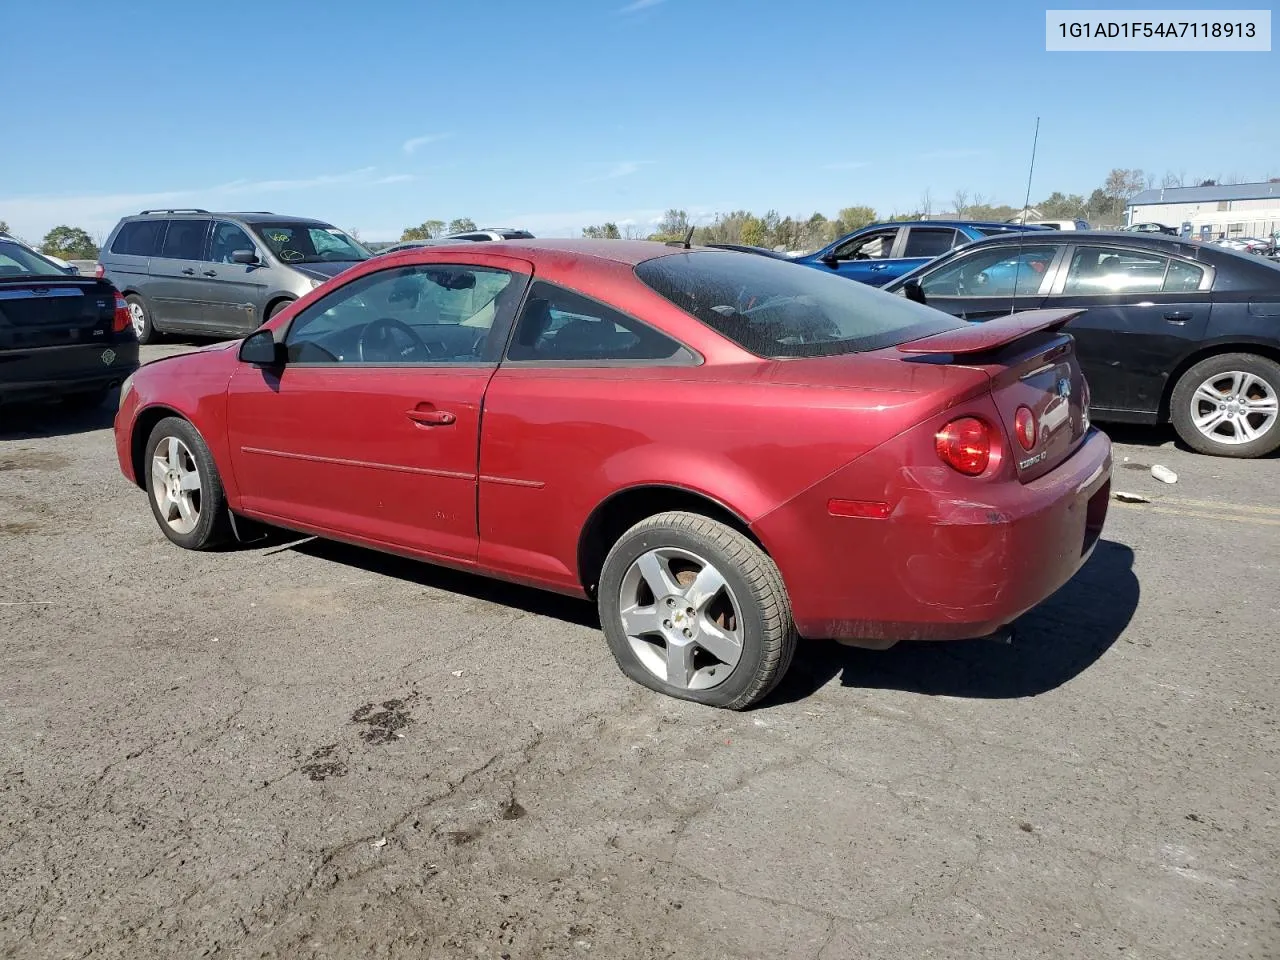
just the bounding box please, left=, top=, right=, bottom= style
left=790, top=220, right=1048, bottom=287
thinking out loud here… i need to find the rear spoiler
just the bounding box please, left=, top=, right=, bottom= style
left=897, top=308, right=1084, bottom=356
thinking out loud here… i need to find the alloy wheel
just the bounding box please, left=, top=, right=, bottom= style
left=1190, top=370, right=1279, bottom=446
left=617, top=547, right=744, bottom=690
left=128, top=302, right=146, bottom=338
left=150, top=436, right=202, bottom=535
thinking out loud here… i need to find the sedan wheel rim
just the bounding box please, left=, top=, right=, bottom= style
left=1190, top=371, right=1279, bottom=446
left=617, top=547, right=744, bottom=691
left=150, top=436, right=202, bottom=534
left=128, top=302, right=146, bottom=337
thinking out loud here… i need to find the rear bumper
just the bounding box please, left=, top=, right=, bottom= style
left=0, top=342, right=139, bottom=403
left=754, top=427, right=1112, bottom=643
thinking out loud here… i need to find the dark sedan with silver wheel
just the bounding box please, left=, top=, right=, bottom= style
left=1170, top=354, right=1280, bottom=458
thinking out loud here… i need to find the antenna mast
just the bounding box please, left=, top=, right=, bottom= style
left=1010, top=116, right=1041, bottom=315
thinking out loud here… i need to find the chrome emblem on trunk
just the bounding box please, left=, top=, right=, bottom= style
left=101, top=349, right=116, bottom=365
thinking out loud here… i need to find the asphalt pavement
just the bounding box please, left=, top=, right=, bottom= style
left=1, top=343, right=1277, bottom=959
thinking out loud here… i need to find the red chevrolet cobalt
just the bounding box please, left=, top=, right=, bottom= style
left=114, top=240, right=1111, bottom=708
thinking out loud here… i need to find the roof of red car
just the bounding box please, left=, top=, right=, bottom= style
left=472, top=238, right=681, bottom=265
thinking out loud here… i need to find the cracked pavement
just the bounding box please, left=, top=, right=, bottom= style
left=1, top=343, right=1278, bottom=959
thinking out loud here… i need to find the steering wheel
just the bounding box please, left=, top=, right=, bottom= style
left=358, top=317, right=432, bottom=363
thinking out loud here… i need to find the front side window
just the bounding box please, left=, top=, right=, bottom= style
left=1062, top=246, right=1169, bottom=295
left=0, top=240, right=66, bottom=277
left=209, top=222, right=256, bottom=264
left=902, top=228, right=960, bottom=259
left=507, top=281, right=685, bottom=362
left=917, top=243, right=1060, bottom=298
left=284, top=264, right=521, bottom=364
left=111, top=220, right=166, bottom=256
left=636, top=250, right=960, bottom=359
left=254, top=223, right=369, bottom=264
left=831, top=229, right=896, bottom=261
left=158, top=219, right=209, bottom=261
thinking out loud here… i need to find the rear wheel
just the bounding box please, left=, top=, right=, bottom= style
left=1170, top=353, right=1280, bottom=458
left=144, top=417, right=232, bottom=550
left=126, top=294, right=159, bottom=344
left=597, top=511, right=796, bottom=710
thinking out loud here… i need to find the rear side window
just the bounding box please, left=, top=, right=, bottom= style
left=507, top=281, right=685, bottom=362
left=158, top=220, right=209, bottom=261
left=1063, top=246, right=1168, bottom=295
left=1164, top=259, right=1205, bottom=292
left=903, top=228, right=960, bottom=259
left=635, top=251, right=960, bottom=358
left=110, top=220, right=166, bottom=256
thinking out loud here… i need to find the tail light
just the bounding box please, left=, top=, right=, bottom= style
left=112, top=293, right=131, bottom=334
left=1014, top=405, right=1037, bottom=450
left=94, top=263, right=105, bottom=279
left=935, top=417, right=992, bottom=476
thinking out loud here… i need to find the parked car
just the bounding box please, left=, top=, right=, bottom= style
left=705, top=242, right=794, bottom=259
left=885, top=231, right=1280, bottom=458
left=0, top=236, right=138, bottom=409
left=114, top=240, right=1111, bottom=709
left=1123, top=222, right=1179, bottom=236
left=444, top=227, right=536, bottom=242
left=791, top=220, right=1048, bottom=287
left=99, top=210, right=371, bottom=343
left=374, top=238, right=473, bottom=257
left=0, top=231, right=80, bottom=274
left=1017, top=219, right=1091, bottom=231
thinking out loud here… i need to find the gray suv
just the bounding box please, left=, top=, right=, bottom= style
left=99, top=210, right=370, bottom=342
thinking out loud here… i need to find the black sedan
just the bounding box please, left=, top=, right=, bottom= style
left=0, top=238, right=139, bottom=411
left=885, top=232, right=1280, bottom=458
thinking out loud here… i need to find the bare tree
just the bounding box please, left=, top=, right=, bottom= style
left=918, top=188, right=933, bottom=219
left=1161, top=170, right=1185, bottom=188
left=952, top=189, right=970, bottom=219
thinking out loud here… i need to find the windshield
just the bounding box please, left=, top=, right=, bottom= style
left=0, top=240, right=68, bottom=278
left=634, top=250, right=961, bottom=358
left=252, top=223, right=370, bottom=264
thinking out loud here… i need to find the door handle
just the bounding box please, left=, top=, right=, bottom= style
left=181, top=267, right=195, bottom=275
left=1164, top=311, right=1192, bottom=323
left=203, top=269, right=217, bottom=277
left=406, top=408, right=456, bottom=426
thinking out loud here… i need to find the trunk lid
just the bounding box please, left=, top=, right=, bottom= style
left=0, top=277, right=118, bottom=350
left=899, top=308, right=1090, bottom=482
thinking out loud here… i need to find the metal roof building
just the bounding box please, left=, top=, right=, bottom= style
left=1125, top=181, right=1280, bottom=240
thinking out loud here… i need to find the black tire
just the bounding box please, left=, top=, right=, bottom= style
left=1170, top=353, right=1280, bottom=458
left=265, top=299, right=293, bottom=322
left=598, top=511, right=797, bottom=710
left=144, top=417, right=232, bottom=550
left=61, top=388, right=111, bottom=410
left=126, top=294, right=160, bottom=344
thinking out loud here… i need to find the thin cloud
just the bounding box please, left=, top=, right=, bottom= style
left=823, top=161, right=872, bottom=171
left=373, top=174, right=415, bottom=185
left=402, top=133, right=452, bottom=154
left=585, top=160, right=652, bottom=183
left=618, top=0, right=665, bottom=13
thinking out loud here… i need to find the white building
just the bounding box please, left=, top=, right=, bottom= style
left=1125, top=181, right=1280, bottom=240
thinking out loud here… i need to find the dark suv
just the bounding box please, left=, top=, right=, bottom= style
left=99, top=210, right=371, bottom=342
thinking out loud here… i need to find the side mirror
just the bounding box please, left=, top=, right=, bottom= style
left=239, top=329, right=282, bottom=366
left=820, top=253, right=840, bottom=267
left=902, top=279, right=927, bottom=304
left=231, top=249, right=260, bottom=265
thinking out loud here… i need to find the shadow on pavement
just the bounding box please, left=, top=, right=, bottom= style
left=764, top=538, right=1139, bottom=706
left=0, top=391, right=120, bottom=440
left=291, top=537, right=601, bottom=630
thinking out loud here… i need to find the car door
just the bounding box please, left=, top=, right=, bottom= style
left=145, top=219, right=213, bottom=329
left=819, top=227, right=902, bottom=285
left=894, top=226, right=964, bottom=282
left=225, top=254, right=531, bottom=561
left=1042, top=243, right=1213, bottom=417
left=910, top=241, right=1067, bottom=321
left=201, top=220, right=271, bottom=334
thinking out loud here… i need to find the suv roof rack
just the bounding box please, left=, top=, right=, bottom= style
left=139, top=208, right=209, bottom=215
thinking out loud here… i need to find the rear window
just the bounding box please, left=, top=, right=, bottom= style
left=634, top=251, right=961, bottom=358
left=0, top=240, right=66, bottom=278
left=111, top=219, right=166, bottom=257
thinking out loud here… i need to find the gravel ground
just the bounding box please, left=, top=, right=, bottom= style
left=2, top=343, right=1277, bottom=959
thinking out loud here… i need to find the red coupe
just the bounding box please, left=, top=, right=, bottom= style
left=114, top=240, right=1111, bottom=709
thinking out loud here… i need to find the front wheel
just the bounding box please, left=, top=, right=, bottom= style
left=144, top=417, right=232, bottom=549
left=1170, top=353, right=1280, bottom=458
left=597, top=511, right=797, bottom=710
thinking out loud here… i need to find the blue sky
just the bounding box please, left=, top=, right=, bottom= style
left=1, top=0, right=1275, bottom=242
